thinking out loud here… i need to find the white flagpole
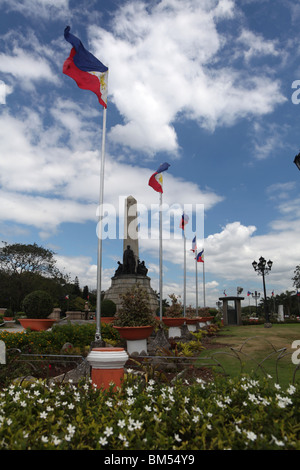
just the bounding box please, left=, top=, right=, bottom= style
left=95, top=106, right=107, bottom=343
left=202, top=252, right=206, bottom=308
left=195, top=249, right=198, bottom=315
left=159, top=191, right=163, bottom=321
left=183, top=229, right=186, bottom=316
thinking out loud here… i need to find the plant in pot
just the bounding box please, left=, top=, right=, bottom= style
left=19, top=290, right=56, bottom=331
left=113, top=283, right=157, bottom=354
left=162, top=294, right=185, bottom=326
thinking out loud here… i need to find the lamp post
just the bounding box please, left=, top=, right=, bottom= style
left=251, top=291, right=260, bottom=316
left=252, top=256, right=273, bottom=325
left=294, top=152, right=300, bottom=171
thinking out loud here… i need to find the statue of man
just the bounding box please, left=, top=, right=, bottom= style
left=123, top=245, right=136, bottom=274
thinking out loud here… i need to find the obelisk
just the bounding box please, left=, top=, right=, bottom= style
left=104, top=195, right=158, bottom=313
left=123, top=195, right=139, bottom=269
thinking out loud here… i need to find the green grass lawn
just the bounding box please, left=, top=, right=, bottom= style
left=197, top=323, right=300, bottom=387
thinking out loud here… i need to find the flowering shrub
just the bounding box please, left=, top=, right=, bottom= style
left=113, top=284, right=157, bottom=327
left=0, top=373, right=299, bottom=450
left=164, top=294, right=183, bottom=318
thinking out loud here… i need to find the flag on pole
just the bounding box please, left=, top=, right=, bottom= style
left=271, top=290, right=274, bottom=297
left=223, top=290, right=227, bottom=296
left=247, top=291, right=252, bottom=296
left=180, top=213, right=189, bottom=230
left=63, top=26, right=108, bottom=108
left=191, top=236, right=197, bottom=252
left=148, top=162, right=170, bottom=193
left=197, top=249, right=204, bottom=262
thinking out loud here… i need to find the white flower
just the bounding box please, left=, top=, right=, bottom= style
left=118, top=419, right=126, bottom=428
left=68, top=403, right=75, bottom=410
left=67, top=424, right=76, bottom=435
left=192, top=416, right=199, bottom=423
left=145, top=405, right=152, bottom=412
left=41, top=436, right=48, bottom=443
left=99, top=436, right=108, bottom=446
left=126, top=387, right=134, bottom=396
left=104, top=426, right=113, bottom=437
left=270, top=435, right=285, bottom=447
left=20, top=401, right=27, bottom=408
left=246, top=431, right=257, bottom=441
left=106, top=399, right=113, bottom=407
left=274, top=383, right=281, bottom=390
left=65, top=435, right=72, bottom=441
left=40, top=412, right=48, bottom=419
left=174, top=434, right=181, bottom=442
left=287, top=385, right=296, bottom=395
left=207, top=424, right=212, bottom=430
left=52, top=436, right=62, bottom=446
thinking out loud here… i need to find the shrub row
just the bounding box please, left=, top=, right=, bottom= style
left=0, top=323, right=121, bottom=355
left=0, top=373, right=299, bottom=450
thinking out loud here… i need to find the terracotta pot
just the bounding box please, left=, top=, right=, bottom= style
left=3, top=317, right=13, bottom=321
left=19, top=318, right=57, bottom=331
left=113, top=325, right=153, bottom=340
left=185, top=318, right=198, bottom=324
left=196, top=316, right=214, bottom=322
left=162, top=317, right=185, bottom=327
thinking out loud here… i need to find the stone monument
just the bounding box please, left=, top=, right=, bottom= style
left=104, top=196, right=158, bottom=313
left=219, top=296, right=243, bottom=326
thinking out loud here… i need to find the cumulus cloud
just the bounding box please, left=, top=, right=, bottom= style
left=88, top=0, right=286, bottom=154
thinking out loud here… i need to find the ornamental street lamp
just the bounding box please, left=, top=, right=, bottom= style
left=294, top=152, right=300, bottom=171
left=251, top=291, right=260, bottom=316
left=252, top=256, right=273, bottom=325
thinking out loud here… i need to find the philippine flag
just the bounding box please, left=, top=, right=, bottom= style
left=191, top=236, right=197, bottom=252
left=63, top=26, right=108, bottom=108
left=148, top=162, right=170, bottom=193
left=180, top=213, right=189, bottom=230
left=197, top=249, right=204, bottom=262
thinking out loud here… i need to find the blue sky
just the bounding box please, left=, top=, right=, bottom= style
left=0, top=0, right=300, bottom=310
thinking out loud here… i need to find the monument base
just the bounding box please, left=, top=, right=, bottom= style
left=104, top=274, right=158, bottom=314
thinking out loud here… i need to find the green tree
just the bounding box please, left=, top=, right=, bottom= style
left=0, top=242, right=68, bottom=311
left=292, top=265, right=300, bottom=290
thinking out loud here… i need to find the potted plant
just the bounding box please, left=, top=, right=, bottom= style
left=113, top=283, right=157, bottom=354
left=3, top=308, right=14, bottom=322
left=162, top=294, right=185, bottom=338
left=19, top=290, right=56, bottom=331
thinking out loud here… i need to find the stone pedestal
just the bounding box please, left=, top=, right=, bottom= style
left=104, top=274, right=158, bottom=314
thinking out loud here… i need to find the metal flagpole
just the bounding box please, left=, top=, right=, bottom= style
left=159, top=191, right=163, bottom=321
left=195, top=249, right=198, bottom=315
left=95, top=106, right=107, bottom=343
left=202, top=250, right=206, bottom=308
left=183, top=229, right=186, bottom=316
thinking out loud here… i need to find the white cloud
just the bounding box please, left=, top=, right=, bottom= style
left=0, top=0, right=70, bottom=18
left=88, top=0, right=286, bottom=154
left=237, top=29, right=280, bottom=61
